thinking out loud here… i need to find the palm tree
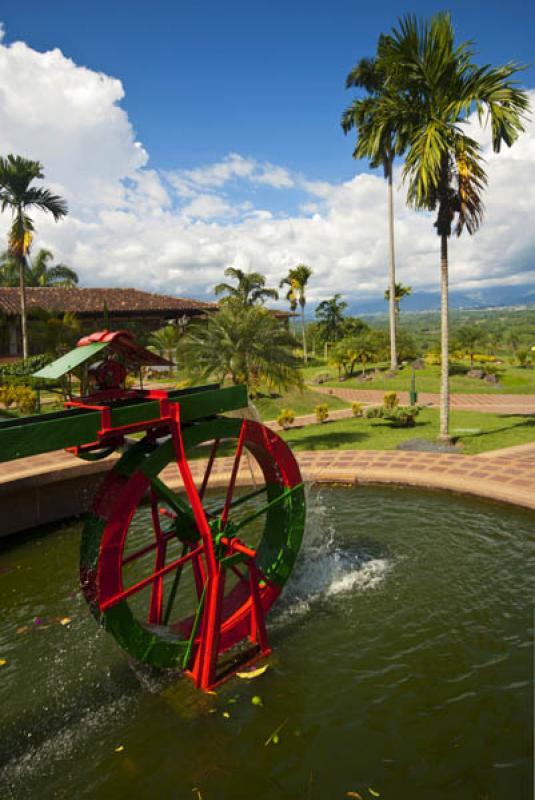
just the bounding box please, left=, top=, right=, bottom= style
left=380, top=13, right=529, bottom=440
left=178, top=303, right=302, bottom=391
left=384, top=282, right=412, bottom=318
left=149, top=325, right=182, bottom=374
left=342, top=52, right=407, bottom=372
left=214, top=267, right=279, bottom=306
left=279, top=264, right=313, bottom=363
left=0, top=156, right=68, bottom=358
left=315, top=294, right=348, bottom=346
left=28, top=248, right=78, bottom=287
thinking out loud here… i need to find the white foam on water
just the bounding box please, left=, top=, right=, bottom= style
left=275, top=489, right=391, bottom=623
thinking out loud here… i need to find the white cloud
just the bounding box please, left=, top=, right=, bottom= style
left=0, top=29, right=533, bottom=309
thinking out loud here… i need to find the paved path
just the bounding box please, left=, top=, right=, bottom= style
left=311, top=385, right=535, bottom=414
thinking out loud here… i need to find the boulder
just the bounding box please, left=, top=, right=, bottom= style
left=466, top=369, right=485, bottom=379
left=484, top=373, right=500, bottom=385
left=412, top=358, right=425, bottom=370
left=312, top=372, right=331, bottom=385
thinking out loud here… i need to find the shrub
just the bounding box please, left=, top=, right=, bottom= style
left=277, top=408, right=295, bottom=429
left=0, top=385, right=17, bottom=408
left=517, top=349, right=530, bottom=367
left=425, top=353, right=441, bottom=366
left=383, top=391, right=399, bottom=410
left=315, top=403, right=329, bottom=423
left=0, top=354, right=51, bottom=381
left=473, top=353, right=497, bottom=364
left=365, top=403, right=421, bottom=427
left=15, top=387, right=37, bottom=414
left=351, top=401, right=364, bottom=417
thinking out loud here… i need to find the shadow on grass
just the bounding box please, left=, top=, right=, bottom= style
left=285, top=429, right=369, bottom=451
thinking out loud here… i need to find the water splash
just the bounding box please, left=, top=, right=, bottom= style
left=275, top=488, right=391, bottom=621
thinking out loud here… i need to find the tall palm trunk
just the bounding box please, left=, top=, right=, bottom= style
left=439, top=234, right=450, bottom=441
left=386, top=158, right=397, bottom=371
left=18, top=254, right=28, bottom=359
left=300, top=303, right=307, bottom=363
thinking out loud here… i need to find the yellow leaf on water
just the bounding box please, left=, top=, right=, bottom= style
left=251, top=695, right=263, bottom=706
left=346, top=792, right=363, bottom=799
left=59, top=617, right=71, bottom=626
left=272, top=733, right=279, bottom=744
left=114, top=745, right=124, bottom=753
left=368, top=789, right=381, bottom=798
left=16, top=626, right=29, bottom=635
left=222, top=711, right=230, bottom=719
left=236, top=665, right=268, bottom=680
left=0, top=659, right=7, bottom=666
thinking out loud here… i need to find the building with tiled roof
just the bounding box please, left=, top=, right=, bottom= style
left=0, top=287, right=217, bottom=357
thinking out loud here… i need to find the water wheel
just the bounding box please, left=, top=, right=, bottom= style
left=80, top=415, right=305, bottom=689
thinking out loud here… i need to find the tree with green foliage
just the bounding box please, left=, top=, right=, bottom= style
left=149, top=324, right=183, bottom=374
left=30, top=309, right=80, bottom=358
left=214, top=267, right=278, bottom=306
left=0, top=248, right=78, bottom=288
left=342, top=53, right=408, bottom=372
left=454, top=325, right=487, bottom=367
left=384, top=282, right=412, bottom=317
left=341, top=316, right=369, bottom=338
left=378, top=13, right=529, bottom=440
left=315, top=294, right=348, bottom=345
left=279, top=263, right=313, bottom=363
left=178, top=303, right=302, bottom=391
left=0, top=155, right=68, bottom=358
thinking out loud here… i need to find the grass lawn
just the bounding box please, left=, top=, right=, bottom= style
left=305, top=360, right=535, bottom=395
left=252, top=386, right=348, bottom=420
left=278, top=408, right=535, bottom=455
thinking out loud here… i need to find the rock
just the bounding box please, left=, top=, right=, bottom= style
left=484, top=373, right=499, bottom=385
left=384, top=370, right=397, bottom=379
left=412, top=358, right=425, bottom=370
left=339, top=375, right=347, bottom=382
left=312, top=372, right=331, bottom=385
left=466, top=369, right=485, bottom=379
left=357, top=373, right=373, bottom=382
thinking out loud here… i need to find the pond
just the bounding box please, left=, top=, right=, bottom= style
left=0, top=485, right=533, bottom=799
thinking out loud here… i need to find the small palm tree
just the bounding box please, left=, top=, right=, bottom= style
left=28, top=248, right=78, bottom=287
left=0, top=155, right=68, bottom=357
left=384, top=282, right=412, bottom=318
left=342, top=52, right=407, bottom=372
left=315, top=294, right=348, bottom=346
left=279, top=264, right=313, bottom=363
left=214, top=267, right=279, bottom=306
left=149, top=325, right=182, bottom=374
left=380, top=13, right=529, bottom=440
left=178, top=304, right=302, bottom=391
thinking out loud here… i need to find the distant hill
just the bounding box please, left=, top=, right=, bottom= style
left=346, top=281, right=535, bottom=315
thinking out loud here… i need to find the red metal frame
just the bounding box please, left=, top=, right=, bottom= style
left=74, top=384, right=272, bottom=691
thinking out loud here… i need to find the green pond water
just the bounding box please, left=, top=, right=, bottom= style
left=0, top=485, right=533, bottom=800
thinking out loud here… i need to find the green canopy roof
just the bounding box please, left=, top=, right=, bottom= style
left=33, top=342, right=109, bottom=380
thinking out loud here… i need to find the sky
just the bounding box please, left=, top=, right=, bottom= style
left=0, top=0, right=534, bottom=310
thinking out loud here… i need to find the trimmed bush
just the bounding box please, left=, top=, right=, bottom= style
left=277, top=408, right=295, bottom=429
left=315, top=403, right=329, bottom=423
left=383, top=391, right=399, bottom=410
left=351, top=401, right=364, bottom=417
left=366, top=403, right=421, bottom=428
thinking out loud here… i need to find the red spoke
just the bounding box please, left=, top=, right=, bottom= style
left=199, top=438, right=220, bottom=500
left=220, top=421, right=246, bottom=529
left=149, top=490, right=167, bottom=625
left=101, top=545, right=204, bottom=612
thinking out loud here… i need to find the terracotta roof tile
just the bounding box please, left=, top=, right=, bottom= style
left=0, top=287, right=217, bottom=316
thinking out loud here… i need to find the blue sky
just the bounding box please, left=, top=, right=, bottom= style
left=0, top=2, right=534, bottom=306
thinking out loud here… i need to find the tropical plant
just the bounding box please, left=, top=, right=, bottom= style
left=149, top=325, right=182, bottom=374
left=378, top=13, right=529, bottom=440
left=178, top=303, right=302, bottom=391
left=516, top=349, right=530, bottom=368
left=351, top=401, right=364, bottom=417
left=28, top=248, right=78, bottom=287
left=277, top=408, right=295, bottom=429
left=30, top=309, right=80, bottom=358
left=384, top=282, right=412, bottom=317
left=454, top=325, right=487, bottom=367
left=342, top=52, right=408, bottom=372
left=0, top=155, right=68, bottom=358
left=315, top=294, right=348, bottom=345
left=279, top=264, right=313, bottom=363
left=214, top=267, right=278, bottom=306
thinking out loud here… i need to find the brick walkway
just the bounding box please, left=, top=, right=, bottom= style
left=311, top=385, right=535, bottom=414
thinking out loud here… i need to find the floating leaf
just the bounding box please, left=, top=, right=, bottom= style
left=346, top=793, right=363, bottom=799
left=272, top=734, right=279, bottom=744
left=222, top=711, right=230, bottom=719
left=236, top=665, right=268, bottom=680
left=192, top=789, right=203, bottom=800
left=114, top=745, right=124, bottom=753
left=16, top=626, right=29, bottom=635
left=368, top=789, right=380, bottom=798
left=251, top=695, right=263, bottom=706
left=0, top=659, right=7, bottom=666
left=59, top=617, right=71, bottom=626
